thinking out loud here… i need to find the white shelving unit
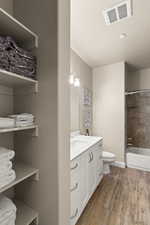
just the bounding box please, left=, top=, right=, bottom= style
left=0, top=8, right=39, bottom=225
left=0, top=163, right=39, bottom=193
left=0, top=8, right=38, bottom=48
left=15, top=201, right=38, bottom=225
left=125, top=89, right=150, bottom=95
left=0, top=125, right=38, bottom=134
left=0, top=69, right=38, bottom=87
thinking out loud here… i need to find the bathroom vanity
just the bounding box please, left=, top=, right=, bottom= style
left=70, top=136, right=103, bottom=225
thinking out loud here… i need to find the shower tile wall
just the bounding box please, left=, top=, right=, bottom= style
left=127, top=93, right=150, bottom=148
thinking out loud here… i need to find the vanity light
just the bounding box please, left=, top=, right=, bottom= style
left=120, top=33, right=127, bottom=39
left=69, top=74, right=74, bottom=85
left=74, top=78, right=80, bottom=87
left=69, top=74, right=80, bottom=87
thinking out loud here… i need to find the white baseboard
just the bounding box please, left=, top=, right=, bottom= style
left=111, top=161, right=126, bottom=168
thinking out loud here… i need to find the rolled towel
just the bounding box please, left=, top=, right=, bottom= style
left=0, top=148, right=15, bottom=161
left=0, top=170, right=16, bottom=189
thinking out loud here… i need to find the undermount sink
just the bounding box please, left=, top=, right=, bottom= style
left=70, top=139, right=87, bottom=148
left=70, top=135, right=103, bottom=160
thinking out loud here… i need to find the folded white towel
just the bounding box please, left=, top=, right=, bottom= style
left=0, top=195, right=16, bottom=217
left=0, top=118, right=15, bottom=129
left=10, top=113, right=34, bottom=120
left=0, top=169, right=15, bottom=180
left=0, top=148, right=15, bottom=161
left=0, top=161, right=12, bottom=171
left=0, top=167, right=14, bottom=178
left=0, top=212, right=16, bottom=224
left=16, top=121, right=34, bottom=127
left=0, top=196, right=16, bottom=225
left=0, top=170, right=16, bottom=189
left=16, top=118, right=33, bottom=122
left=0, top=168, right=13, bottom=177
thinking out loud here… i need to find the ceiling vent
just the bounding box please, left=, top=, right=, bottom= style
left=103, top=0, right=132, bottom=25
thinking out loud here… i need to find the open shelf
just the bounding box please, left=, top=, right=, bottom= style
left=0, top=125, right=37, bottom=133
left=125, top=89, right=150, bottom=95
left=0, top=162, right=39, bottom=193
left=0, top=69, right=38, bottom=88
left=15, top=201, right=38, bottom=225
left=0, top=8, right=38, bottom=48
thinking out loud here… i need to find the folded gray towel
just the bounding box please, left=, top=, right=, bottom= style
left=0, top=36, right=37, bottom=79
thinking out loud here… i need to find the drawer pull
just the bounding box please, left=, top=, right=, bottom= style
left=70, top=208, right=78, bottom=220
left=88, top=153, right=92, bottom=163
left=71, top=163, right=78, bottom=170
left=91, top=152, right=94, bottom=161
left=88, top=152, right=94, bottom=163
left=71, top=183, right=78, bottom=192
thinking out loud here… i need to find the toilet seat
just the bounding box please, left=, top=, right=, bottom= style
left=102, top=151, right=115, bottom=162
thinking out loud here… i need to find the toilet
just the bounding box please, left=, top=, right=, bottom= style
left=102, top=151, right=116, bottom=174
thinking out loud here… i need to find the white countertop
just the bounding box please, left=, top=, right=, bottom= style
left=70, top=135, right=103, bottom=161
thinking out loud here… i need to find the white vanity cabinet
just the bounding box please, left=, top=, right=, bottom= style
left=70, top=140, right=103, bottom=225
left=70, top=153, right=88, bottom=225
left=87, top=141, right=103, bottom=199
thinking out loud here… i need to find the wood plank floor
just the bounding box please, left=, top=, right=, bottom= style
left=77, top=166, right=150, bottom=225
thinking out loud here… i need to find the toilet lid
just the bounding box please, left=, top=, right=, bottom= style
left=102, top=151, right=115, bottom=159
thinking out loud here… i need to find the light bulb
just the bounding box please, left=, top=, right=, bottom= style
left=74, top=78, right=80, bottom=87
left=120, top=33, right=127, bottom=39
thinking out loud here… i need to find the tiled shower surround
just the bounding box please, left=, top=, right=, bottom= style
left=127, top=93, right=150, bottom=148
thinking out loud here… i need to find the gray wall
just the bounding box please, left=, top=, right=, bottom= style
left=13, top=1, right=70, bottom=225
left=71, top=50, right=92, bottom=134
left=0, top=0, right=13, bottom=14
left=93, top=62, right=125, bottom=162
left=127, top=68, right=150, bottom=91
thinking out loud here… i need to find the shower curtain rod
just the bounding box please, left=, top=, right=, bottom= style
left=125, top=89, right=150, bottom=95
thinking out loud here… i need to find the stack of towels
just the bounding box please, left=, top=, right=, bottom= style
left=0, top=148, right=16, bottom=189
left=0, top=195, right=17, bottom=225
left=0, top=36, right=36, bottom=79
left=0, top=118, right=15, bottom=129
left=9, top=113, right=34, bottom=127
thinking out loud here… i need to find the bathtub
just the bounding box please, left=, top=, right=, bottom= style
left=127, top=147, right=150, bottom=172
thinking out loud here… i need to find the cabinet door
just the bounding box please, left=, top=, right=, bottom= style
left=88, top=141, right=103, bottom=198
left=95, top=152, right=103, bottom=187
left=70, top=189, right=80, bottom=225
left=93, top=142, right=103, bottom=187
left=79, top=152, right=88, bottom=212
left=88, top=150, right=96, bottom=198
left=70, top=153, right=88, bottom=224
